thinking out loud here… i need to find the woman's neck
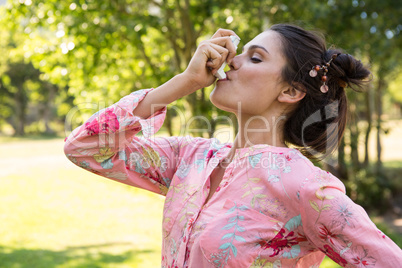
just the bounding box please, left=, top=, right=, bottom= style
left=233, top=112, right=287, bottom=149
left=219, top=112, right=288, bottom=167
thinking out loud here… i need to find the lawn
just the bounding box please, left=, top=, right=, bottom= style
left=0, top=137, right=164, bottom=267
left=0, top=136, right=400, bottom=267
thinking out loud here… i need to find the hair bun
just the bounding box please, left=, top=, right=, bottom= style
left=326, top=50, right=371, bottom=90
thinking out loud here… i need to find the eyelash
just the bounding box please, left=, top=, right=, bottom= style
left=251, top=57, right=262, bottom=63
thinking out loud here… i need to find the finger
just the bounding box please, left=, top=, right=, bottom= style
left=209, top=37, right=237, bottom=64
left=203, top=45, right=225, bottom=71
left=211, top=28, right=238, bottom=39
left=209, top=43, right=229, bottom=67
left=199, top=42, right=222, bottom=64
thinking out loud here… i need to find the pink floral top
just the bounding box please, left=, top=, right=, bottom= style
left=64, top=88, right=402, bottom=267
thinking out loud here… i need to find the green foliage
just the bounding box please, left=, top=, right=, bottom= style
left=389, top=71, right=402, bottom=103
left=1, top=0, right=401, bottom=135
left=345, top=168, right=391, bottom=212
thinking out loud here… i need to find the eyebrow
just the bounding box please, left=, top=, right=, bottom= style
left=242, top=45, right=269, bottom=54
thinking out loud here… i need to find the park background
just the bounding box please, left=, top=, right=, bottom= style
left=0, top=0, right=401, bottom=267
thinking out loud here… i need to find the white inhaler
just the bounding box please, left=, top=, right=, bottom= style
left=214, top=35, right=240, bottom=80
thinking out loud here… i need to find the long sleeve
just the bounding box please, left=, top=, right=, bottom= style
left=299, top=169, right=402, bottom=267
left=64, top=88, right=180, bottom=196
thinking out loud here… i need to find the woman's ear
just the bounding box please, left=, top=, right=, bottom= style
left=277, top=83, right=306, bottom=104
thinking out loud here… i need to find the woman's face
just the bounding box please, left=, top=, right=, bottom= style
left=210, top=30, right=289, bottom=116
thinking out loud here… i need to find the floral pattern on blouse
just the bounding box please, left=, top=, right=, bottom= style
left=64, top=88, right=402, bottom=267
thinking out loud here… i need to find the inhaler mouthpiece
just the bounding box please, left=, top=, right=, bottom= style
left=215, top=35, right=240, bottom=80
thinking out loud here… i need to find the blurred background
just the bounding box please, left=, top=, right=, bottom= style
left=0, top=0, right=401, bottom=267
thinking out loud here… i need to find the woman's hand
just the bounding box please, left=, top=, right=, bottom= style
left=132, top=29, right=238, bottom=119
left=183, top=28, right=239, bottom=90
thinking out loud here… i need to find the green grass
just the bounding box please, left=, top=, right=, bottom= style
left=0, top=137, right=399, bottom=268
left=0, top=138, right=164, bottom=267
left=0, top=167, right=165, bottom=267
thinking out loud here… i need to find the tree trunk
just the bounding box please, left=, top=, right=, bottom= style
left=375, top=74, right=385, bottom=173
left=162, top=0, right=207, bottom=137
left=349, top=125, right=360, bottom=171
left=337, top=137, right=348, bottom=181
left=43, top=83, right=56, bottom=135
left=363, top=84, right=373, bottom=167
left=14, top=85, right=26, bottom=136
left=165, top=109, right=173, bottom=136
left=348, top=94, right=360, bottom=172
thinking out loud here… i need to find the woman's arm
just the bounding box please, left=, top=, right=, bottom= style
left=64, top=88, right=179, bottom=195
left=300, top=169, right=402, bottom=267
left=64, top=29, right=238, bottom=195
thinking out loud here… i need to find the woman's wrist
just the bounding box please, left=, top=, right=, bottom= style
left=175, top=72, right=204, bottom=95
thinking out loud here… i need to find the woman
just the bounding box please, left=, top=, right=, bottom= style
left=64, top=24, right=402, bottom=267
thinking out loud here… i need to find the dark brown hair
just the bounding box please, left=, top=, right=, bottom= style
left=270, top=24, right=371, bottom=159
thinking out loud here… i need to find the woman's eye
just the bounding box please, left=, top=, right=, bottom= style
left=251, top=57, right=262, bottom=63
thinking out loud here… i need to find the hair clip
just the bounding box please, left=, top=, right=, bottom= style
left=338, top=80, right=347, bottom=88
left=309, top=53, right=340, bottom=93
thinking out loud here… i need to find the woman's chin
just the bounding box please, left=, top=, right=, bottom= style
left=210, top=92, right=236, bottom=113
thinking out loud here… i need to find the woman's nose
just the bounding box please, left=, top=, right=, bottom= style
left=229, top=55, right=240, bottom=70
